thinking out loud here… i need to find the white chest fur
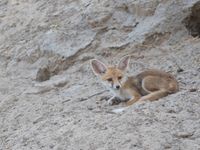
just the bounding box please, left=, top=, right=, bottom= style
left=110, top=88, right=132, bottom=101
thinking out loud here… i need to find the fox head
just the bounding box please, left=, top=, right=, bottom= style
left=90, top=56, right=130, bottom=91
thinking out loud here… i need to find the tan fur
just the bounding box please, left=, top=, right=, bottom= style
left=122, top=69, right=179, bottom=106
left=90, top=57, right=179, bottom=106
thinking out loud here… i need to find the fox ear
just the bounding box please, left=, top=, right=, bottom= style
left=90, top=59, right=107, bottom=76
left=118, top=55, right=130, bottom=71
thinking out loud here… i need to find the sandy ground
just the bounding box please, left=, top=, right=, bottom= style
left=0, top=0, right=200, bottom=150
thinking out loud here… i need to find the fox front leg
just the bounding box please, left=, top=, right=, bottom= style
left=126, top=92, right=141, bottom=106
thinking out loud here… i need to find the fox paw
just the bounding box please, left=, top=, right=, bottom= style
left=108, top=99, right=114, bottom=105
left=108, top=97, right=121, bottom=105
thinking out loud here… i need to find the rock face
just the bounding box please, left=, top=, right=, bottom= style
left=0, top=0, right=200, bottom=150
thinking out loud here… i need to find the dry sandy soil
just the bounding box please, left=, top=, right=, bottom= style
left=0, top=0, right=200, bottom=150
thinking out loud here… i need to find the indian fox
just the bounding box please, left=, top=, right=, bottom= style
left=90, top=56, right=179, bottom=106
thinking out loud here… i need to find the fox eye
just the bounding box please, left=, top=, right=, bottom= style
left=107, top=78, right=113, bottom=82
left=118, top=76, right=122, bottom=80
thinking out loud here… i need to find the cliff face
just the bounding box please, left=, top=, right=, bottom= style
left=0, top=0, right=200, bottom=149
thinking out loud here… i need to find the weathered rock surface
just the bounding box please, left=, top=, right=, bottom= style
left=0, top=0, right=200, bottom=150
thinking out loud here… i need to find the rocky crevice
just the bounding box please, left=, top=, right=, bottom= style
left=184, top=1, right=200, bottom=37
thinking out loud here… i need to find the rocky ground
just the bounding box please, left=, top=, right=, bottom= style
left=0, top=0, right=200, bottom=150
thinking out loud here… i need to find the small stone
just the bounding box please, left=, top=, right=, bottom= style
left=87, top=106, right=93, bottom=110
left=36, top=67, right=50, bottom=82
left=189, top=88, right=197, bottom=92
left=177, top=68, right=184, bottom=73
left=174, top=132, right=194, bottom=138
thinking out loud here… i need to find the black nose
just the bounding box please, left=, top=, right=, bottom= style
left=116, top=85, right=120, bottom=89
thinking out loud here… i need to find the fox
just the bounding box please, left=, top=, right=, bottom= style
left=90, top=56, right=179, bottom=108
